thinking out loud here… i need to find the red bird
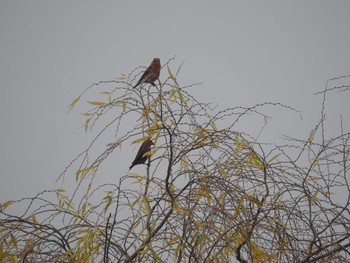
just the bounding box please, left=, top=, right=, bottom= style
left=133, top=58, right=161, bottom=88
left=129, top=139, right=154, bottom=170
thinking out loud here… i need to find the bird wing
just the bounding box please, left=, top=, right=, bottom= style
left=134, top=66, right=152, bottom=87
left=135, top=140, right=149, bottom=160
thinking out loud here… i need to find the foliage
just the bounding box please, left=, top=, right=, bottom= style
left=1, top=60, right=350, bottom=262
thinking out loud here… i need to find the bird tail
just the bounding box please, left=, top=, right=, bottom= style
left=133, top=81, right=141, bottom=89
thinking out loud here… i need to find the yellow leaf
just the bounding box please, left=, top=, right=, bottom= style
left=173, top=201, right=187, bottom=215
left=116, top=139, right=122, bottom=150
left=307, top=177, right=319, bottom=181
left=75, top=165, right=97, bottom=181
left=249, top=239, right=276, bottom=261
left=131, top=196, right=140, bottom=209
left=211, top=121, right=218, bottom=131
left=136, top=225, right=145, bottom=240
left=195, top=138, right=207, bottom=147
left=56, top=189, right=65, bottom=193
left=235, top=134, right=239, bottom=147
left=153, top=131, right=160, bottom=146
left=122, top=101, right=126, bottom=112
left=235, top=135, right=244, bottom=156
left=180, top=156, right=189, bottom=171
left=0, top=200, right=13, bottom=209
left=117, top=74, right=126, bottom=80
left=197, top=234, right=210, bottom=244
left=103, top=196, right=112, bottom=214
left=0, top=226, right=10, bottom=234
left=324, top=191, right=334, bottom=196
left=194, top=222, right=207, bottom=228
left=99, top=91, right=110, bottom=95
left=169, top=118, right=176, bottom=127
left=116, top=100, right=127, bottom=112
left=197, top=125, right=207, bottom=137
left=232, top=197, right=244, bottom=220
left=309, top=130, right=314, bottom=142
left=168, top=88, right=176, bottom=100
left=311, top=156, right=320, bottom=161
left=142, top=195, right=151, bottom=215
left=167, top=236, right=181, bottom=246
left=149, top=245, right=166, bottom=263
left=81, top=203, right=87, bottom=216
left=175, top=243, right=183, bottom=260
left=167, top=65, right=175, bottom=81
left=252, top=153, right=264, bottom=170
left=106, top=139, right=122, bottom=149
left=264, top=116, right=269, bottom=124
left=10, top=234, right=18, bottom=250
left=246, top=194, right=262, bottom=207
left=86, top=182, right=92, bottom=195
left=87, top=101, right=105, bottom=106
left=218, top=165, right=228, bottom=177
left=223, top=246, right=233, bottom=255
left=131, top=135, right=151, bottom=145
left=64, top=196, right=74, bottom=209
left=128, top=172, right=144, bottom=178
left=128, top=172, right=147, bottom=183
left=142, top=150, right=155, bottom=158
left=84, top=118, right=90, bottom=133
left=311, top=191, right=318, bottom=202
left=177, top=90, right=186, bottom=103
left=267, top=153, right=281, bottom=164
left=211, top=137, right=218, bottom=148
left=148, top=122, right=160, bottom=132
left=81, top=112, right=91, bottom=116
left=138, top=244, right=149, bottom=254
left=67, top=96, right=81, bottom=111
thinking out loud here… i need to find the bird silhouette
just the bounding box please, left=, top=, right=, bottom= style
left=129, top=139, right=154, bottom=170
left=133, top=58, right=161, bottom=88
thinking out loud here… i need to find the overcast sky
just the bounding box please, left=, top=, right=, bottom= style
left=1, top=1, right=349, bottom=202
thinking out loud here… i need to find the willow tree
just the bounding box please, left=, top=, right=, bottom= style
left=1, top=59, right=350, bottom=262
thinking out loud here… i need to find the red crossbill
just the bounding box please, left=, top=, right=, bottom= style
left=129, top=139, right=154, bottom=170
left=133, top=58, right=161, bottom=88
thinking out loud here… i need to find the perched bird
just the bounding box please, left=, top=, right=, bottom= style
left=133, top=58, right=161, bottom=88
left=129, top=139, right=154, bottom=170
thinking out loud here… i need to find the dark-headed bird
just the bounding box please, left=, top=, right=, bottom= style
left=129, top=139, right=154, bottom=170
left=133, top=58, right=161, bottom=88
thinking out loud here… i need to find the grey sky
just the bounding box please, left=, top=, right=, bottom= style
left=0, top=1, right=349, bottom=201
